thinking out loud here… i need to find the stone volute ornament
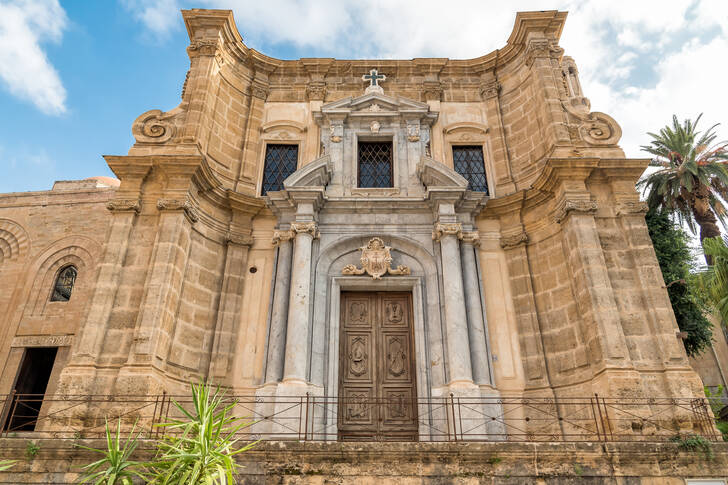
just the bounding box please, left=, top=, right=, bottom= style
left=432, top=222, right=463, bottom=242
left=132, top=109, right=177, bottom=143
left=342, top=237, right=411, bottom=280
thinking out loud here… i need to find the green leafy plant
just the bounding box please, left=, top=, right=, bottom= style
left=145, top=382, right=256, bottom=484
left=25, top=440, right=39, bottom=460
left=638, top=114, right=728, bottom=263
left=646, top=209, right=713, bottom=355
left=0, top=460, right=17, bottom=471
left=702, top=237, right=728, bottom=324
left=704, top=385, right=728, bottom=441
left=671, top=434, right=714, bottom=460
left=76, top=418, right=146, bottom=485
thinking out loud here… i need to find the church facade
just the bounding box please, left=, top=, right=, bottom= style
left=0, top=9, right=709, bottom=441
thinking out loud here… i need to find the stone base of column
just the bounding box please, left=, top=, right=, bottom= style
left=113, top=366, right=167, bottom=397
left=253, top=380, right=327, bottom=440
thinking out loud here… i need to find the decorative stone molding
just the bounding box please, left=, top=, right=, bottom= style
left=306, top=82, right=326, bottom=101
left=271, top=229, right=295, bottom=246
left=330, top=122, right=343, bottom=143
left=561, top=100, right=622, bottom=146
left=290, top=222, right=319, bottom=239
left=132, top=109, right=176, bottom=143
left=432, top=222, right=463, bottom=242
left=186, top=40, right=218, bottom=58
left=423, top=81, right=442, bottom=101
left=106, top=199, right=141, bottom=214
left=156, top=198, right=199, bottom=223
left=250, top=83, right=269, bottom=101
left=554, top=199, right=598, bottom=223
left=11, top=335, right=73, bottom=348
left=460, top=231, right=481, bottom=247
left=524, top=38, right=563, bottom=67
left=226, top=232, right=254, bottom=246
left=500, top=231, right=529, bottom=249
left=480, top=81, right=501, bottom=100
left=616, top=201, right=649, bottom=216
left=370, top=120, right=381, bottom=134
left=342, top=237, right=411, bottom=280
left=407, top=123, right=420, bottom=142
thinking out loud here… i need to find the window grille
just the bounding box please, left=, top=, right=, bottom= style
left=452, top=146, right=489, bottom=194
left=261, top=144, right=298, bottom=195
left=358, top=141, right=393, bottom=188
left=50, top=266, right=77, bottom=302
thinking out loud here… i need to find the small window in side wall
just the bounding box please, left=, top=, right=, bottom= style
left=262, top=144, right=299, bottom=195
left=452, top=145, right=489, bottom=194
left=50, top=266, right=77, bottom=302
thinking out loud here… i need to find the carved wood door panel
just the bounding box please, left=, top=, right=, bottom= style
left=339, top=292, right=417, bottom=441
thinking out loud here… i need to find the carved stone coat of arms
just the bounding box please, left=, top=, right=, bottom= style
left=342, top=237, right=411, bottom=279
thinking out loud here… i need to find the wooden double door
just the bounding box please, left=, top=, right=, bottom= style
left=338, top=292, right=418, bottom=441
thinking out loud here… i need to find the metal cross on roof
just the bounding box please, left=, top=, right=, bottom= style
left=362, top=69, right=386, bottom=88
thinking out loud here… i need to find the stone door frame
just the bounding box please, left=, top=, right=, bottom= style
left=326, top=276, right=432, bottom=440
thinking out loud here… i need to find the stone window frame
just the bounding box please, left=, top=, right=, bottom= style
left=442, top=122, right=497, bottom=197
left=49, top=265, right=78, bottom=302
left=256, top=121, right=306, bottom=197
left=352, top=132, right=400, bottom=192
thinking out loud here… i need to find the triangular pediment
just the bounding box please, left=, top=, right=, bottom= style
left=320, top=92, right=431, bottom=116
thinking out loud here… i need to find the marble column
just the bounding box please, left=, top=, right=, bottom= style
left=265, top=230, right=294, bottom=383
left=460, top=231, right=492, bottom=386
left=434, top=222, right=474, bottom=384
left=282, top=222, right=318, bottom=383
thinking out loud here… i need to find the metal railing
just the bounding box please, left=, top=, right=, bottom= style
left=0, top=392, right=721, bottom=443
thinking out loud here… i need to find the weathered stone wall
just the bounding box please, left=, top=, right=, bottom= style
left=1, top=439, right=727, bottom=484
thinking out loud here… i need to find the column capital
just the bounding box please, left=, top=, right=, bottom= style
left=225, top=231, right=254, bottom=246
left=106, top=198, right=141, bottom=214
left=460, top=231, right=481, bottom=247
left=272, top=229, right=295, bottom=246
left=432, top=222, right=462, bottom=242
left=290, top=221, right=319, bottom=239
left=500, top=230, right=529, bottom=249
left=157, top=197, right=199, bottom=223
left=554, top=198, right=598, bottom=224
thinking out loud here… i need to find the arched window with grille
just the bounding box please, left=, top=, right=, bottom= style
left=50, top=266, right=77, bottom=302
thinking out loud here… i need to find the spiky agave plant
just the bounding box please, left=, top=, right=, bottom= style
left=76, top=418, right=146, bottom=485
left=145, top=382, right=256, bottom=485
left=0, top=460, right=17, bottom=471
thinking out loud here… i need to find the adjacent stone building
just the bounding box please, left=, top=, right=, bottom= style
left=0, top=8, right=711, bottom=447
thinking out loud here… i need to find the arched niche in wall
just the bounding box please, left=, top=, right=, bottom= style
left=442, top=122, right=496, bottom=197
left=0, top=219, right=30, bottom=268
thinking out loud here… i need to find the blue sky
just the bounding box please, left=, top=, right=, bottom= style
left=0, top=0, right=727, bottom=193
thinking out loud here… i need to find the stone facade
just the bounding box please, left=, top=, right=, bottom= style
left=0, top=7, right=711, bottom=446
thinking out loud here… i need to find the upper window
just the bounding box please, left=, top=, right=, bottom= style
left=50, top=266, right=77, bottom=302
left=262, top=144, right=298, bottom=195
left=452, top=146, right=489, bottom=194
left=358, top=141, right=393, bottom=188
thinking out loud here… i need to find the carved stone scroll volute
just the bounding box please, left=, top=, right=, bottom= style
left=342, top=237, right=411, bottom=279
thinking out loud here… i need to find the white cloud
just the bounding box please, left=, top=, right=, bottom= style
left=0, top=0, right=67, bottom=115
left=130, top=0, right=728, bottom=158
left=122, top=0, right=181, bottom=37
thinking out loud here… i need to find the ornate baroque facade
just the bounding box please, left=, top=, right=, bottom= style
left=0, top=9, right=708, bottom=441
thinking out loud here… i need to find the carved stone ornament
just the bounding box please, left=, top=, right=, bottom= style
left=554, top=199, right=598, bottom=223
left=132, top=109, right=175, bottom=143
left=271, top=229, right=295, bottom=246
left=306, top=82, right=326, bottom=101
left=290, top=222, right=319, bottom=239
left=156, top=198, right=199, bottom=223
left=250, top=84, right=269, bottom=101
left=480, top=80, right=501, bottom=100
left=616, top=201, right=649, bottom=216
left=561, top=101, right=622, bottom=146
left=524, top=38, right=564, bottom=67
left=330, top=123, right=343, bottom=143
left=500, top=231, right=529, bottom=249
left=370, top=120, right=381, bottom=134
left=187, top=40, right=218, bottom=58
left=460, top=231, right=481, bottom=247
left=432, top=222, right=463, bottom=242
left=226, top=231, right=254, bottom=246
left=106, top=199, right=141, bottom=214
left=342, top=237, right=411, bottom=280
left=407, top=123, right=420, bottom=142
left=423, top=81, right=442, bottom=101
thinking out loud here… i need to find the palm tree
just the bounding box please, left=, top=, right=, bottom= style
left=638, top=114, right=728, bottom=263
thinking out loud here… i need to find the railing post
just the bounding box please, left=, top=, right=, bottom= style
left=590, top=396, right=602, bottom=441
left=449, top=393, right=458, bottom=442
left=304, top=393, right=310, bottom=441
left=1, top=390, right=15, bottom=437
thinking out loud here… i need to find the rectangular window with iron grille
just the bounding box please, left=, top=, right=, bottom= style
left=261, top=144, right=298, bottom=195
left=358, top=141, right=393, bottom=188
left=452, top=145, right=489, bottom=194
